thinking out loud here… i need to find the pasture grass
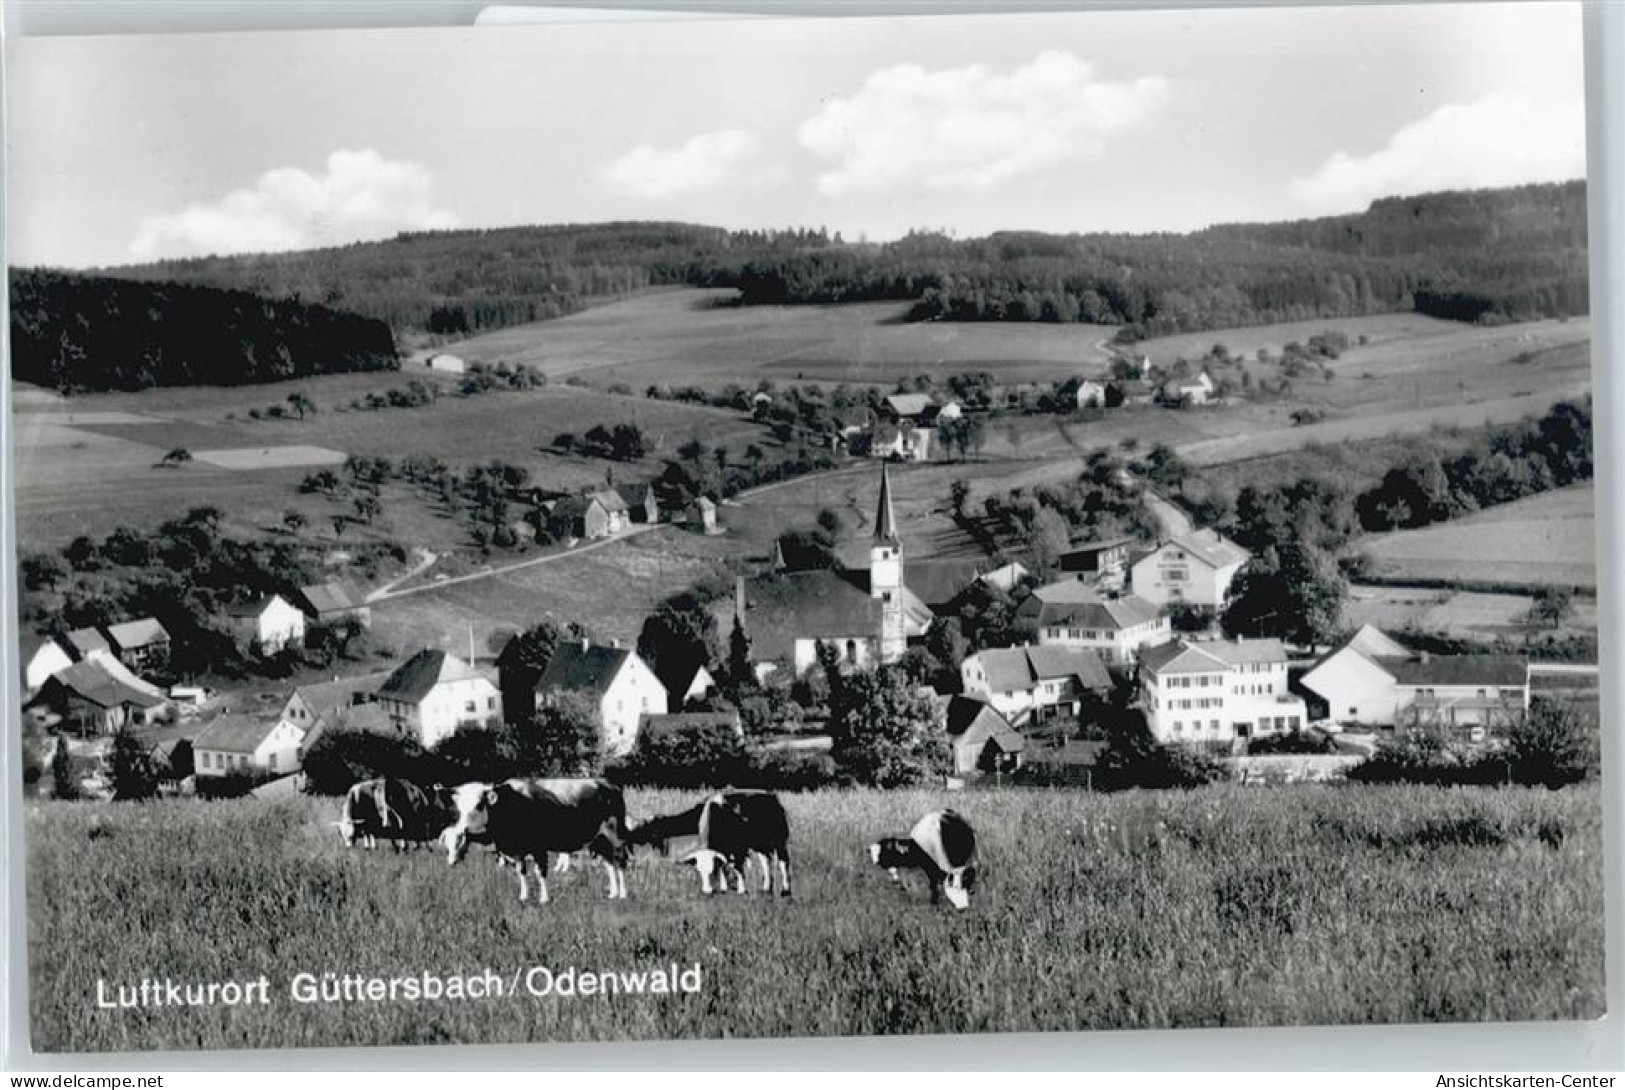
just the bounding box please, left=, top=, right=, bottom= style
left=26, top=783, right=1604, bottom=1053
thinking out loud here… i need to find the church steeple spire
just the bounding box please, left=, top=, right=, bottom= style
left=873, top=463, right=899, bottom=544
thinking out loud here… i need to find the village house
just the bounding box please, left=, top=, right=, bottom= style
left=1158, top=370, right=1216, bottom=406
left=531, top=640, right=668, bottom=759
left=226, top=593, right=307, bottom=654
left=376, top=649, right=502, bottom=749
left=295, top=581, right=372, bottom=629
left=426, top=352, right=466, bottom=374
left=977, top=560, right=1031, bottom=593
left=1017, top=582, right=1170, bottom=666
left=959, top=644, right=1113, bottom=727
left=1059, top=536, right=1134, bottom=585
left=149, top=737, right=193, bottom=793
left=865, top=419, right=934, bottom=462
left=22, top=627, right=113, bottom=693
left=1131, top=529, right=1251, bottom=609
left=549, top=489, right=629, bottom=540
left=277, top=670, right=391, bottom=738
left=1138, top=637, right=1306, bottom=745
left=1300, top=626, right=1529, bottom=733
left=687, top=494, right=720, bottom=535
left=1069, top=378, right=1108, bottom=409
left=882, top=392, right=936, bottom=422
left=943, top=695, right=1026, bottom=778
left=621, top=482, right=660, bottom=525
left=193, top=713, right=306, bottom=779
left=104, top=618, right=171, bottom=671
left=729, top=467, right=931, bottom=675
left=24, top=656, right=170, bottom=736
left=827, top=408, right=875, bottom=450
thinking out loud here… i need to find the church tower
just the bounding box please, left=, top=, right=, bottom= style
left=869, top=464, right=907, bottom=664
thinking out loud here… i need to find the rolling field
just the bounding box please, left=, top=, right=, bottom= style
left=25, top=783, right=1605, bottom=1052
left=1360, top=484, right=1596, bottom=590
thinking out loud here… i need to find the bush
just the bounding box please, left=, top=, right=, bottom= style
left=740, top=747, right=838, bottom=792
left=1245, top=729, right=1338, bottom=756
left=107, top=731, right=160, bottom=800
left=611, top=715, right=749, bottom=789
left=300, top=727, right=431, bottom=796
left=1505, top=700, right=1598, bottom=787
left=1094, top=713, right=1229, bottom=790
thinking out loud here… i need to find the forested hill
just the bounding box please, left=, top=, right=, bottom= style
left=91, top=181, right=1586, bottom=342
left=8, top=270, right=398, bottom=392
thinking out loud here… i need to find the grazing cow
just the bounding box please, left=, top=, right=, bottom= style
left=333, top=777, right=455, bottom=851
left=631, top=789, right=792, bottom=897
left=444, top=777, right=630, bottom=904
left=868, top=809, right=978, bottom=909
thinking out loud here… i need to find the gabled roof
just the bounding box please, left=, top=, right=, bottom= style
left=298, top=582, right=360, bottom=617
left=1060, top=536, right=1134, bottom=558
left=537, top=642, right=635, bottom=699
left=378, top=650, right=486, bottom=704
left=592, top=489, right=629, bottom=514
left=735, top=570, right=884, bottom=661
left=1018, top=586, right=1162, bottom=630
left=944, top=695, right=1025, bottom=754
left=62, top=627, right=111, bottom=657
left=1346, top=625, right=1411, bottom=660
left=885, top=393, right=934, bottom=418
left=224, top=594, right=291, bottom=619
left=621, top=482, right=657, bottom=507
left=654, top=656, right=712, bottom=699
left=104, top=618, right=169, bottom=651
left=970, top=645, right=1112, bottom=695
left=1155, top=529, right=1251, bottom=570
left=1140, top=637, right=1288, bottom=674
left=902, top=559, right=984, bottom=610
left=290, top=671, right=391, bottom=721
left=38, top=656, right=167, bottom=709
left=194, top=713, right=287, bottom=754
left=549, top=495, right=603, bottom=521
left=1386, top=656, right=1528, bottom=688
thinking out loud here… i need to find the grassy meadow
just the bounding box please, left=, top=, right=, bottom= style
left=26, top=783, right=1605, bottom=1053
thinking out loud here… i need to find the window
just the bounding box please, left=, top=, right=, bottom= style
left=465, top=701, right=476, bottom=713
left=487, top=697, right=496, bottom=710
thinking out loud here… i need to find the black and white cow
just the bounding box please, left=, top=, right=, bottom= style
left=333, top=777, right=455, bottom=851
left=443, top=777, right=630, bottom=904
left=868, top=809, right=978, bottom=909
left=631, top=789, right=792, bottom=897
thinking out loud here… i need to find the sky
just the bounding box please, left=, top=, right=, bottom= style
left=3, top=2, right=1589, bottom=269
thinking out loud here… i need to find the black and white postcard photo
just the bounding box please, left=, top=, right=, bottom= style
left=4, top=2, right=1606, bottom=1056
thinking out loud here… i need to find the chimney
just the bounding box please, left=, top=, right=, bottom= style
left=580, top=638, right=590, bottom=653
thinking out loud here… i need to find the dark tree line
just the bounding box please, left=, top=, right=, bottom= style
left=9, top=269, right=398, bottom=392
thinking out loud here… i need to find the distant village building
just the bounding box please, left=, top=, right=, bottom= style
left=1301, top=626, right=1529, bottom=733
left=687, top=495, right=720, bottom=535
left=958, top=644, right=1112, bottom=727
left=550, top=489, right=629, bottom=540
left=1017, top=582, right=1170, bottom=666
left=426, top=353, right=467, bottom=374
left=194, top=713, right=307, bottom=779
left=943, top=695, right=1026, bottom=778
left=1058, top=536, right=1134, bottom=585
left=377, top=649, right=501, bottom=749
left=977, top=560, right=1031, bottom=593
left=149, top=738, right=194, bottom=793
left=277, top=670, right=391, bottom=750
left=865, top=420, right=934, bottom=462
left=24, top=656, right=169, bottom=736
left=1138, top=637, right=1306, bottom=745
left=226, top=594, right=307, bottom=654
left=1131, top=530, right=1251, bottom=609
left=22, top=628, right=112, bottom=694
left=295, top=582, right=372, bottom=629
left=1159, top=371, right=1216, bottom=406
left=532, top=640, right=668, bottom=759
left=1070, top=379, right=1108, bottom=409
left=883, top=392, right=936, bottom=422
left=622, top=482, right=660, bottom=525
left=104, top=618, right=171, bottom=671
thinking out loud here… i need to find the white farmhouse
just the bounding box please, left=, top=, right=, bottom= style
left=1017, top=582, right=1170, bottom=666
left=1131, top=529, right=1251, bottom=609
left=532, top=640, right=668, bottom=759
left=226, top=594, right=307, bottom=654
left=959, top=644, right=1112, bottom=727
left=377, top=649, right=502, bottom=749
left=1138, top=637, right=1306, bottom=745
left=193, top=713, right=307, bottom=779
left=426, top=353, right=467, bottom=374
left=1301, top=626, right=1529, bottom=732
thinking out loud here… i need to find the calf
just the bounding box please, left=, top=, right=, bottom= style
left=868, top=809, right=978, bottom=909
left=634, top=789, right=792, bottom=897
left=444, top=777, right=630, bottom=904
left=333, top=777, right=454, bottom=851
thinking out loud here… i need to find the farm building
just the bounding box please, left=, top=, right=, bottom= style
left=1131, top=529, right=1250, bottom=609
left=1158, top=371, right=1216, bottom=406
left=24, top=656, right=169, bottom=736
left=1300, top=626, right=1529, bottom=732
left=943, top=695, right=1025, bottom=777
left=1069, top=379, right=1108, bottom=409
left=1138, top=637, right=1306, bottom=745
left=549, top=489, right=629, bottom=540
left=295, top=581, right=372, bottom=628
left=864, top=420, right=933, bottom=462
left=377, top=649, right=501, bottom=749
left=193, top=713, right=306, bottom=779
left=958, top=644, right=1112, bottom=727
left=530, top=640, right=668, bottom=759
left=1017, top=583, right=1169, bottom=666
left=277, top=670, right=391, bottom=737
left=883, top=392, right=936, bottom=422
left=225, top=594, right=306, bottom=654
left=977, top=560, right=1031, bottom=592
left=1059, top=537, right=1134, bottom=583
left=622, top=482, right=661, bottom=525
left=104, top=618, right=171, bottom=671
left=687, top=495, right=720, bottom=534
left=426, top=353, right=467, bottom=374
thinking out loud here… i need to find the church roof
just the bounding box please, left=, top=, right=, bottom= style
left=873, top=465, right=899, bottom=543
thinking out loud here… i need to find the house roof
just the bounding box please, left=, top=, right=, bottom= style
left=654, top=656, right=712, bottom=698
left=378, top=650, right=485, bottom=704
left=1061, top=536, right=1134, bottom=558
left=1345, top=624, right=1411, bottom=660
left=902, top=559, right=984, bottom=609
left=298, top=582, right=360, bottom=616
left=1018, top=586, right=1162, bottom=630
left=1158, top=529, right=1251, bottom=570
left=104, top=617, right=168, bottom=651
left=37, top=656, right=166, bottom=709
left=1140, top=637, right=1288, bottom=675
left=970, top=645, right=1112, bottom=695
left=537, top=642, right=634, bottom=699
left=224, top=594, right=288, bottom=619
left=291, top=671, right=391, bottom=721
left=63, top=627, right=111, bottom=657
left=549, top=495, right=601, bottom=522
left=735, top=570, right=884, bottom=661
left=944, top=695, right=1026, bottom=754
left=592, top=489, right=629, bottom=514
left=194, top=713, right=284, bottom=754
left=1385, top=656, right=1528, bottom=688
left=622, top=482, right=657, bottom=507
left=885, top=393, right=934, bottom=418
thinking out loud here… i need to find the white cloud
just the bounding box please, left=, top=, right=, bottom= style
left=1288, top=91, right=1587, bottom=214
left=601, top=128, right=784, bottom=200
left=129, top=149, right=460, bottom=261
left=798, top=50, right=1168, bottom=197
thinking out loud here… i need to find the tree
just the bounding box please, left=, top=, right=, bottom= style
left=160, top=447, right=192, bottom=468
left=1525, top=586, right=1574, bottom=630
left=531, top=693, right=603, bottom=776
left=1504, top=699, right=1598, bottom=787
left=1221, top=543, right=1346, bottom=646
left=725, top=611, right=753, bottom=694
left=353, top=493, right=382, bottom=525
left=287, top=392, right=316, bottom=420
left=1028, top=507, right=1072, bottom=574
left=49, top=734, right=78, bottom=801
left=107, top=730, right=159, bottom=800
left=282, top=509, right=308, bottom=536
left=949, top=480, right=971, bottom=520
left=827, top=665, right=948, bottom=787
left=496, top=620, right=564, bottom=724
left=637, top=594, right=721, bottom=690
